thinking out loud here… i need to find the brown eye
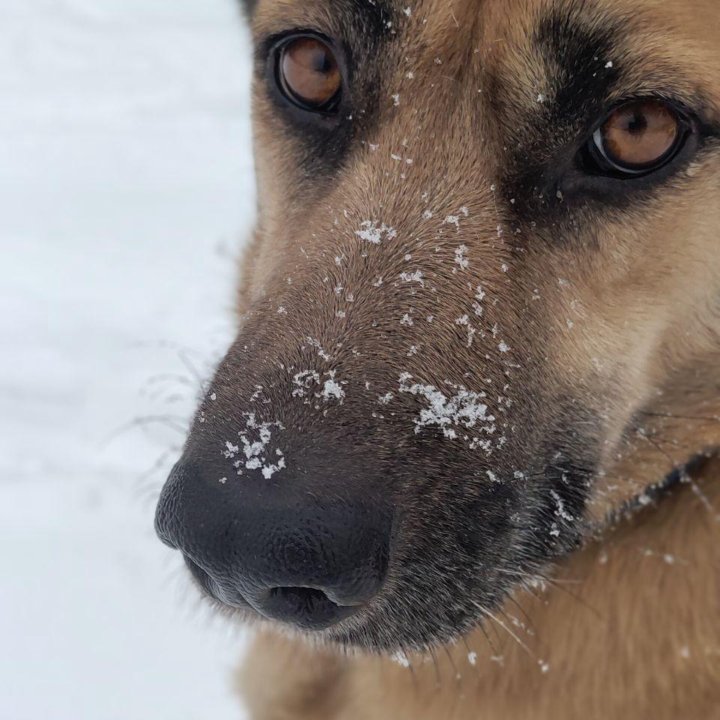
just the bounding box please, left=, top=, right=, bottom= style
left=592, top=99, right=684, bottom=174
left=277, top=36, right=342, bottom=111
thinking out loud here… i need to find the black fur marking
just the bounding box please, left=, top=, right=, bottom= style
left=605, top=453, right=713, bottom=527
left=501, top=8, right=622, bottom=223
left=341, top=0, right=396, bottom=46
left=535, top=10, right=620, bottom=131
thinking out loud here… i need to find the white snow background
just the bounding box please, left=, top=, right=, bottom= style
left=0, top=1, right=255, bottom=718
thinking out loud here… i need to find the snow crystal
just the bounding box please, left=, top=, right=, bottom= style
left=400, top=270, right=424, bottom=285
left=292, top=370, right=321, bottom=398
left=398, top=373, right=496, bottom=441
left=223, top=441, right=239, bottom=458
left=293, top=369, right=345, bottom=405
left=550, top=489, right=574, bottom=522
left=455, top=313, right=478, bottom=346
left=305, top=336, right=331, bottom=361
left=391, top=651, right=411, bottom=668
left=322, top=375, right=345, bottom=402
left=224, top=414, right=286, bottom=480
left=355, top=221, right=397, bottom=245
left=467, top=652, right=478, bottom=666
left=444, top=207, right=469, bottom=229
left=454, top=245, right=469, bottom=271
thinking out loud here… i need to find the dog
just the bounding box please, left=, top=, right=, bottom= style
left=155, top=0, right=720, bottom=717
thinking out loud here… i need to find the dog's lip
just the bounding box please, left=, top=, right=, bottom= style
left=183, top=555, right=372, bottom=631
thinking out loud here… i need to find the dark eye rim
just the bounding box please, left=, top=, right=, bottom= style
left=270, top=31, right=345, bottom=116
left=582, top=97, right=694, bottom=179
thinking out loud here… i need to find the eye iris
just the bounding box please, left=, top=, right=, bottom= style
left=280, top=38, right=341, bottom=109
left=600, top=100, right=680, bottom=170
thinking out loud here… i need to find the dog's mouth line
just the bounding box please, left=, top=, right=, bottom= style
left=597, top=450, right=717, bottom=531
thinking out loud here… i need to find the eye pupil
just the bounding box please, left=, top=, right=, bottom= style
left=594, top=99, right=683, bottom=175
left=316, top=54, right=334, bottom=74
left=278, top=36, right=342, bottom=111
left=626, top=112, right=647, bottom=135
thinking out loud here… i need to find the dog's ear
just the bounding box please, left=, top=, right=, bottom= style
left=238, top=0, right=257, bottom=18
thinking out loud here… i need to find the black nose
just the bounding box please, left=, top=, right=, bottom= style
left=155, top=461, right=391, bottom=631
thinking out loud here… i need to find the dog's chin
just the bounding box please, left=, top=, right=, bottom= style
left=187, top=565, right=526, bottom=655
left=182, top=520, right=573, bottom=654
left=185, top=562, right=451, bottom=651
left=181, top=458, right=596, bottom=653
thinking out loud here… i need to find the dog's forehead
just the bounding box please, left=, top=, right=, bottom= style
left=249, top=0, right=720, bottom=40
left=251, top=0, right=720, bottom=101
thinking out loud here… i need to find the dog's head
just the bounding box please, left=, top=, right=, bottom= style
left=156, top=0, right=720, bottom=652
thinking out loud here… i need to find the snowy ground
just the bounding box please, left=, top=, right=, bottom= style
left=0, top=2, right=255, bottom=718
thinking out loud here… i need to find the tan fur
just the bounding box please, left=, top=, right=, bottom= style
left=232, top=0, right=720, bottom=716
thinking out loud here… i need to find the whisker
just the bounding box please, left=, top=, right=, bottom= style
left=480, top=608, right=535, bottom=658
left=505, top=594, right=536, bottom=635
left=101, top=414, right=188, bottom=447
left=429, top=646, right=442, bottom=688
left=442, top=644, right=462, bottom=683
left=472, top=619, right=500, bottom=657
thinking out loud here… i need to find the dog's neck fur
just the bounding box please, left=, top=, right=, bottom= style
left=240, top=386, right=720, bottom=720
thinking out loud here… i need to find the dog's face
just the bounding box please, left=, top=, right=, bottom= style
left=156, top=0, right=720, bottom=653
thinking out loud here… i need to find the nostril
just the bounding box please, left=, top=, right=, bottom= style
left=270, top=586, right=333, bottom=608
left=259, top=586, right=359, bottom=630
